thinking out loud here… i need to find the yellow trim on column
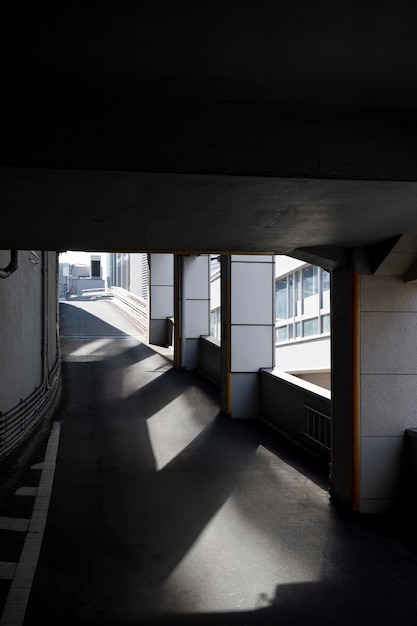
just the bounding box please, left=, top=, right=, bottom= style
left=352, top=269, right=361, bottom=511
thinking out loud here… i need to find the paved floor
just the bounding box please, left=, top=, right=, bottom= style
left=1, top=299, right=417, bottom=625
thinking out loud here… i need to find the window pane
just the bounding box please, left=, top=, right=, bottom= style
left=303, top=266, right=319, bottom=315
left=210, top=309, right=221, bottom=340
left=303, top=317, right=319, bottom=336
left=321, top=268, right=330, bottom=310
left=296, top=271, right=302, bottom=316
left=275, top=278, right=287, bottom=320
left=288, top=323, right=294, bottom=339
left=296, top=321, right=302, bottom=338
left=276, top=325, right=288, bottom=342
left=322, top=313, right=331, bottom=333
left=288, top=274, right=294, bottom=317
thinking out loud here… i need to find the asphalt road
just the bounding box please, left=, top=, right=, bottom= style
left=2, top=299, right=417, bottom=626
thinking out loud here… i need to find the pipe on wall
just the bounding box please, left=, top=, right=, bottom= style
left=0, top=250, right=19, bottom=279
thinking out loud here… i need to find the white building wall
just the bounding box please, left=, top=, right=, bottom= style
left=275, top=335, right=330, bottom=373
left=274, top=255, right=331, bottom=385
left=130, top=253, right=148, bottom=299
left=274, top=255, right=307, bottom=276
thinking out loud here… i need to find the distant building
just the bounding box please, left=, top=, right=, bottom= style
left=58, top=255, right=105, bottom=297
left=210, top=255, right=221, bottom=340
left=107, top=252, right=149, bottom=299
left=274, top=256, right=331, bottom=390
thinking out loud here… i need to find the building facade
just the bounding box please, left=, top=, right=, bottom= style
left=274, top=256, right=331, bottom=390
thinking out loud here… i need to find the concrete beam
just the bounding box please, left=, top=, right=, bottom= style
left=2, top=91, right=417, bottom=182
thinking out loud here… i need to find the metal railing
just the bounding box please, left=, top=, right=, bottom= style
left=303, top=404, right=331, bottom=451
left=110, top=287, right=148, bottom=333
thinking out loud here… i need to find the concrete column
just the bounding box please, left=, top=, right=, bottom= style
left=178, top=254, right=210, bottom=371
left=221, top=255, right=275, bottom=419
left=330, top=232, right=417, bottom=514
left=359, top=259, right=417, bottom=513
left=330, top=266, right=354, bottom=508
left=148, top=253, right=174, bottom=346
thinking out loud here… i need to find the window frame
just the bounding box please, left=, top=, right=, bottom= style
left=275, top=264, right=331, bottom=345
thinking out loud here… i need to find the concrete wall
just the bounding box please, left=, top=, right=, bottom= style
left=260, top=369, right=331, bottom=464
left=357, top=231, right=417, bottom=512
left=360, top=269, right=417, bottom=512
left=0, top=250, right=61, bottom=459
left=198, top=336, right=221, bottom=386
left=0, top=250, right=43, bottom=408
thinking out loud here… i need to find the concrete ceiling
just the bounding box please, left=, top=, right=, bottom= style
left=2, top=1, right=417, bottom=259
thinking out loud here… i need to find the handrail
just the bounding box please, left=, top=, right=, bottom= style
left=110, top=287, right=148, bottom=332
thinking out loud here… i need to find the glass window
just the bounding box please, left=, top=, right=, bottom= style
left=276, top=325, right=288, bottom=343
left=275, top=263, right=331, bottom=344
left=210, top=308, right=221, bottom=341
left=322, top=313, right=331, bottom=333
left=288, top=274, right=294, bottom=318
left=303, top=317, right=319, bottom=336
left=296, top=271, right=302, bottom=316
left=303, top=266, right=319, bottom=315
left=321, top=268, right=330, bottom=310
left=275, top=278, right=287, bottom=320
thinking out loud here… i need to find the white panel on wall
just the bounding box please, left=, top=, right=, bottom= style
left=150, top=285, right=174, bottom=319
left=151, top=254, right=174, bottom=285
left=231, top=262, right=273, bottom=325
left=231, top=254, right=274, bottom=263
left=184, top=256, right=210, bottom=299
left=231, top=325, right=274, bottom=372
left=184, top=300, right=210, bottom=338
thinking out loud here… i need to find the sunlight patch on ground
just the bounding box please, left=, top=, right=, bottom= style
left=160, top=468, right=326, bottom=614
left=146, top=398, right=210, bottom=471
left=118, top=355, right=172, bottom=398
left=64, top=337, right=114, bottom=357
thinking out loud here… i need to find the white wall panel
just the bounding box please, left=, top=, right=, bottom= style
left=150, top=285, right=174, bottom=319
left=185, top=300, right=210, bottom=338
left=231, top=325, right=274, bottom=372
left=231, top=262, right=274, bottom=325
left=151, top=254, right=174, bottom=285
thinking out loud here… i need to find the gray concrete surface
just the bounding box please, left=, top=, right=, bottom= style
left=2, top=300, right=417, bottom=625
